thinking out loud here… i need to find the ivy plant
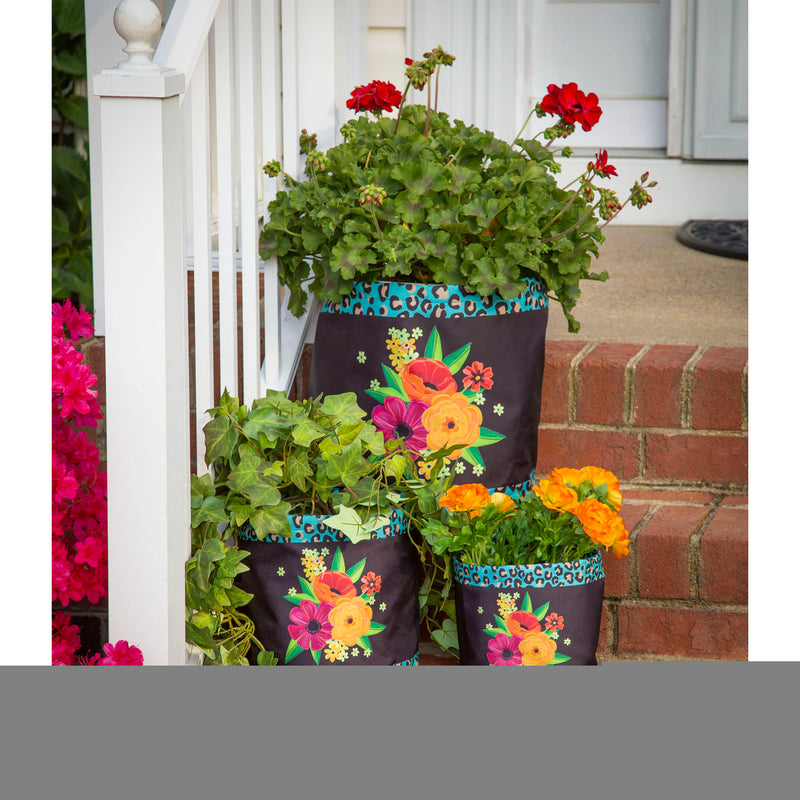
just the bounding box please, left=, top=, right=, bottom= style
left=185, top=389, right=445, bottom=664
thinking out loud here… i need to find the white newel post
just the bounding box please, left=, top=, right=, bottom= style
left=94, top=0, right=190, bottom=665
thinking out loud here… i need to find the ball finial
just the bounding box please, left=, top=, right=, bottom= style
left=113, top=0, right=163, bottom=70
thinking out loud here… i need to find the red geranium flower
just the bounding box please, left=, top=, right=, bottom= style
left=346, top=80, right=402, bottom=114
left=462, top=361, right=494, bottom=392
left=539, top=82, right=602, bottom=131
left=591, top=150, right=617, bottom=177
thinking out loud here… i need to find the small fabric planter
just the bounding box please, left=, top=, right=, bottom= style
left=308, top=278, right=548, bottom=494
left=453, top=550, right=605, bottom=665
left=234, top=508, right=420, bottom=665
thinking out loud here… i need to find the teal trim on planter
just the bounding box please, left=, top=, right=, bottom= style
left=322, top=277, right=548, bottom=318
left=453, top=549, right=605, bottom=589
left=236, top=506, right=409, bottom=544
left=395, top=653, right=420, bottom=665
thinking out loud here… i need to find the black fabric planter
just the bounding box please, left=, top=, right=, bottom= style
left=453, top=550, right=605, bottom=665
left=235, top=508, right=420, bottom=665
left=308, top=278, right=548, bottom=494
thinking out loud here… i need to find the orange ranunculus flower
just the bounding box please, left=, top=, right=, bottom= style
left=532, top=478, right=580, bottom=513
left=575, top=497, right=619, bottom=547
left=490, top=492, right=517, bottom=514
left=519, top=631, right=558, bottom=665
left=607, top=513, right=630, bottom=559
left=506, top=610, right=541, bottom=638
left=580, top=465, right=623, bottom=509
left=401, top=358, right=458, bottom=404
left=422, top=392, right=482, bottom=459
left=548, top=467, right=587, bottom=489
left=440, top=483, right=492, bottom=518
left=328, top=597, right=373, bottom=646
left=611, top=531, right=630, bottom=560
left=313, top=571, right=358, bottom=606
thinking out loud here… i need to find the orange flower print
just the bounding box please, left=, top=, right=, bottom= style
left=401, top=358, right=457, bottom=404
left=360, top=571, right=382, bottom=595
left=439, top=483, right=492, bottom=518
left=519, top=631, right=558, bottom=665
left=422, top=392, right=482, bottom=459
left=313, top=571, right=358, bottom=606
left=329, top=597, right=373, bottom=646
left=462, top=361, right=494, bottom=392
left=532, top=478, right=580, bottom=513
left=506, top=610, right=542, bottom=638
left=544, top=612, right=565, bottom=632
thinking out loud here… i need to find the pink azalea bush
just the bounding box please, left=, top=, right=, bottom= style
left=51, top=300, right=143, bottom=665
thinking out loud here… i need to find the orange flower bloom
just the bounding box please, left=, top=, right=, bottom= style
left=611, top=532, right=630, bottom=560
left=490, top=492, right=517, bottom=514
left=313, top=571, right=358, bottom=606
left=607, top=513, right=630, bottom=559
left=506, top=610, right=541, bottom=638
left=575, top=498, right=619, bottom=547
left=329, top=597, right=373, bottom=645
left=422, top=392, right=482, bottom=459
left=580, top=465, right=623, bottom=509
left=440, top=483, right=492, bottom=518
left=532, top=478, right=579, bottom=513
left=401, top=358, right=457, bottom=404
left=519, top=631, right=558, bottom=665
left=548, top=467, right=587, bottom=488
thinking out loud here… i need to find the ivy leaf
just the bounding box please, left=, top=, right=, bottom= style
left=227, top=446, right=283, bottom=508
left=326, top=442, right=371, bottom=487
left=320, top=393, right=366, bottom=426
left=256, top=650, right=279, bottom=666
left=291, top=420, right=327, bottom=447
left=248, top=504, right=293, bottom=539
left=203, top=414, right=240, bottom=465
left=322, top=505, right=384, bottom=544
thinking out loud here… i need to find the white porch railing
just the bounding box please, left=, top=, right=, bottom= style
left=91, top=0, right=366, bottom=664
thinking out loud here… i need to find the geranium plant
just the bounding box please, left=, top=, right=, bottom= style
left=416, top=466, right=629, bottom=655
left=260, top=47, right=656, bottom=332
left=186, top=389, right=445, bottom=664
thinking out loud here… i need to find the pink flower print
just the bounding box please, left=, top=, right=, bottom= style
left=288, top=600, right=334, bottom=651
left=371, top=396, right=430, bottom=455
left=544, top=612, right=565, bottom=632
left=487, top=633, right=523, bottom=665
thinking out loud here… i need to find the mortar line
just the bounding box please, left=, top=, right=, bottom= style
left=741, top=362, right=748, bottom=431
left=623, top=344, right=652, bottom=425
left=680, top=346, right=708, bottom=428
left=567, top=342, right=596, bottom=424
left=688, top=497, right=723, bottom=602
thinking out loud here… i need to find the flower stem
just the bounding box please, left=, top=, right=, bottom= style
left=539, top=205, right=598, bottom=244
left=513, top=107, right=538, bottom=144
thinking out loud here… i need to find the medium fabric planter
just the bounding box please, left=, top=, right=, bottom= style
left=453, top=550, right=605, bottom=665
left=234, top=507, right=420, bottom=665
left=308, top=278, right=548, bottom=495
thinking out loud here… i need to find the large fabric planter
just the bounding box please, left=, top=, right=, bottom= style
left=234, top=508, right=420, bottom=665
left=308, top=278, right=548, bottom=494
left=453, top=550, right=605, bottom=665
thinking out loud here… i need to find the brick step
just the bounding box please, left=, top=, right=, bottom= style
left=419, top=486, right=747, bottom=664
left=539, top=341, right=748, bottom=487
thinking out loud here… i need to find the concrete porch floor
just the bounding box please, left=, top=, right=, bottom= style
left=545, top=225, right=748, bottom=348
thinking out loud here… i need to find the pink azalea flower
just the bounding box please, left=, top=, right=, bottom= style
left=74, top=536, right=107, bottom=569
left=371, top=396, right=429, bottom=455
left=98, top=640, right=144, bottom=665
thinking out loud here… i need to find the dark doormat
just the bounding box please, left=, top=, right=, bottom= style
left=676, top=220, right=748, bottom=260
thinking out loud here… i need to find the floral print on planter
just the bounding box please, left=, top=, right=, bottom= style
left=234, top=512, right=420, bottom=665
left=453, top=551, right=605, bottom=665
left=309, top=279, right=548, bottom=492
